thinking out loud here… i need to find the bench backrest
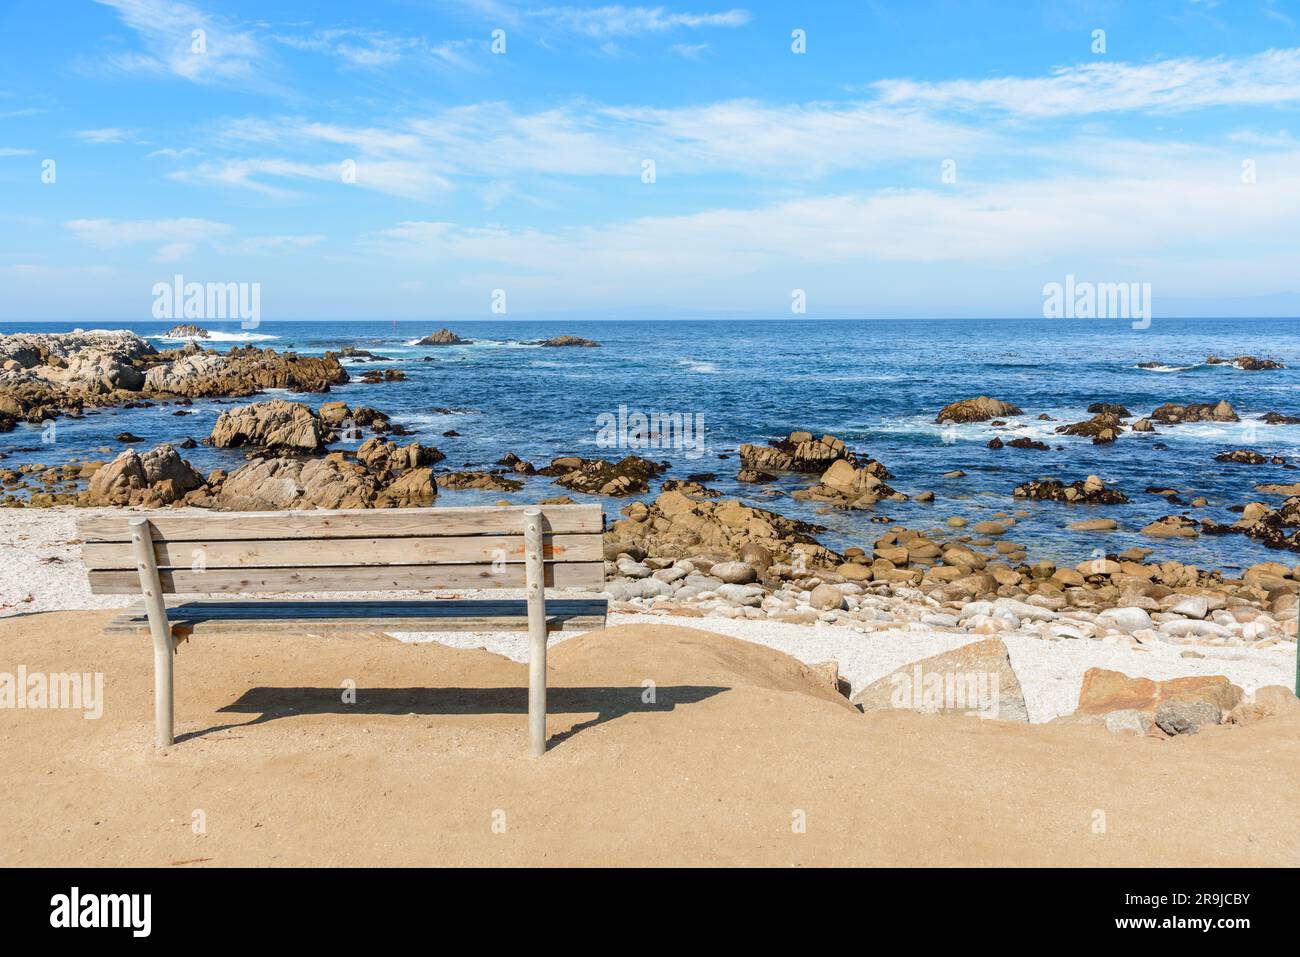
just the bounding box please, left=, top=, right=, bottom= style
left=76, top=505, right=605, bottom=595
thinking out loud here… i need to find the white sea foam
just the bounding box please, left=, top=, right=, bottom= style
left=1134, top=362, right=1198, bottom=373
left=153, top=330, right=279, bottom=343
left=678, top=358, right=720, bottom=374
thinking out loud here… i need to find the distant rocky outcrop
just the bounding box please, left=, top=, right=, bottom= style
left=934, top=396, right=1023, bottom=424
left=1013, top=475, right=1129, bottom=504
left=438, top=471, right=524, bottom=492
left=1201, top=496, right=1300, bottom=552
left=359, top=368, right=407, bottom=383
left=738, top=431, right=863, bottom=474
left=338, top=346, right=391, bottom=362
left=416, top=328, right=468, bottom=346
left=1206, top=355, right=1284, bottom=371
left=1214, top=449, right=1281, bottom=465
left=164, top=324, right=210, bottom=339
left=1149, top=400, right=1238, bottom=424
left=539, top=454, right=668, bottom=496
left=1262, top=411, right=1300, bottom=425
left=1056, top=412, right=1125, bottom=444
left=534, top=335, right=599, bottom=347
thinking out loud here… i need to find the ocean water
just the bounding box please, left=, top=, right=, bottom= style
left=2, top=317, right=1298, bottom=574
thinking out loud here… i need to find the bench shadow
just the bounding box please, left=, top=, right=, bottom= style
left=182, top=685, right=728, bottom=749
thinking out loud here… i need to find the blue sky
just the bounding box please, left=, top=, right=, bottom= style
left=1, top=0, right=1299, bottom=320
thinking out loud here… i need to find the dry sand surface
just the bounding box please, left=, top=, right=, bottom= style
left=1, top=611, right=1297, bottom=867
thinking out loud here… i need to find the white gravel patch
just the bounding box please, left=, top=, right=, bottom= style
left=5, top=508, right=1294, bottom=725
left=391, top=612, right=1297, bottom=724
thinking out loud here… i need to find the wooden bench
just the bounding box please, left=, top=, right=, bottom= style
left=76, top=504, right=607, bottom=757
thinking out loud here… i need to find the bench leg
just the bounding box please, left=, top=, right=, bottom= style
left=130, top=518, right=174, bottom=748
left=523, top=508, right=547, bottom=757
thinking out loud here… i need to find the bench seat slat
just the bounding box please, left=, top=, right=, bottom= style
left=75, top=504, right=602, bottom=543
left=102, top=598, right=608, bottom=636
left=87, top=561, right=605, bottom=595
left=81, top=533, right=600, bottom=571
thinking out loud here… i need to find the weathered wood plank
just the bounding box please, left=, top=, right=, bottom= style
left=82, top=533, right=601, bottom=571
left=87, top=561, right=605, bottom=595
left=75, top=504, right=603, bottom=542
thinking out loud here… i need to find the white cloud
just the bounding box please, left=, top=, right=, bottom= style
left=93, top=0, right=267, bottom=86
left=273, top=28, right=426, bottom=68
left=178, top=98, right=987, bottom=199
left=0, top=147, right=36, bottom=157
left=66, top=217, right=231, bottom=248
left=147, top=146, right=200, bottom=158
left=75, top=127, right=138, bottom=144
left=873, top=47, right=1300, bottom=116
left=365, top=149, right=1300, bottom=306
left=63, top=217, right=325, bottom=261
left=672, top=42, right=709, bottom=58
left=527, top=5, right=750, bottom=37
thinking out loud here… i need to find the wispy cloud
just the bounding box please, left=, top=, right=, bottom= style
left=873, top=47, right=1300, bottom=116
left=365, top=148, right=1300, bottom=307
left=64, top=217, right=325, bottom=262
left=75, top=127, right=138, bottom=144
left=92, top=0, right=267, bottom=86
left=172, top=98, right=986, bottom=202
left=526, top=5, right=751, bottom=37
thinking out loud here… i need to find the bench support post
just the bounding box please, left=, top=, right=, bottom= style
left=523, top=507, right=547, bottom=757
left=129, top=517, right=174, bottom=748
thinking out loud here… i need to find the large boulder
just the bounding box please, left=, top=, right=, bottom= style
left=934, top=396, right=1023, bottom=424
left=215, top=457, right=313, bottom=510
left=355, top=437, right=443, bottom=479
left=1064, top=668, right=1243, bottom=736
left=209, top=399, right=328, bottom=452
left=792, top=458, right=898, bottom=508
left=606, top=489, right=841, bottom=567
left=217, top=443, right=440, bottom=510
left=738, top=431, right=860, bottom=473
left=82, top=443, right=205, bottom=507
left=376, top=467, right=438, bottom=506
left=852, top=638, right=1029, bottom=722
left=143, top=352, right=226, bottom=392
left=144, top=346, right=347, bottom=397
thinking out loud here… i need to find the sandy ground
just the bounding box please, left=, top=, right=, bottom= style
left=0, top=611, right=1297, bottom=867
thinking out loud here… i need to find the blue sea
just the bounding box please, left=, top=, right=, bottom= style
left=3, top=317, right=1298, bottom=574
